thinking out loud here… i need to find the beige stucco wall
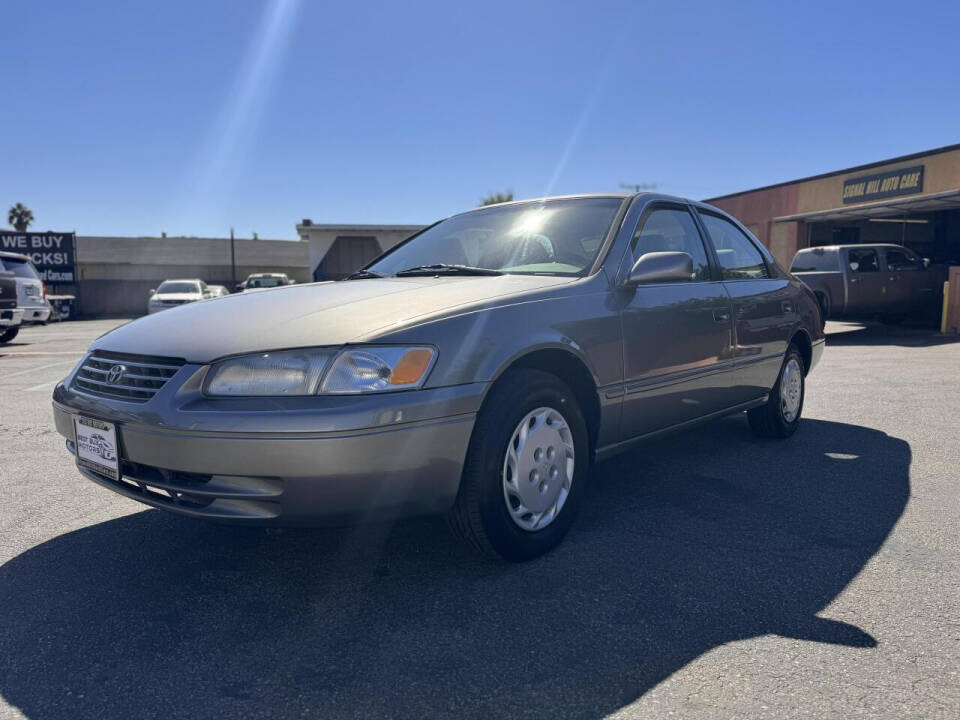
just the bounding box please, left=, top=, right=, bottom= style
left=297, top=224, right=424, bottom=280
left=768, top=221, right=805, bottom=269
left=794, top=147, right=960, bottom=213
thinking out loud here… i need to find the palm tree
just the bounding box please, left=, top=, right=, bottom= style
left=479, top=191, right=514, bottom=207
left=8, top=203, right=34, bottom=232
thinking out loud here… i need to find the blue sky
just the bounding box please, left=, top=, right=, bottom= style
left=1, top=0, right=957, bottom=239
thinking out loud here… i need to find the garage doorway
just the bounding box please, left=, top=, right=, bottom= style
left=314, top=236, right=381, bottom=281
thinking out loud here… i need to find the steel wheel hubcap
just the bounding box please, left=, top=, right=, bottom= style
left=502, top=406, right=575, bottom=532
left=780, top=357, right=802, bottom=422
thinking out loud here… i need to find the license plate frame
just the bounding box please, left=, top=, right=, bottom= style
left=73, top=415, right=120, bottom=481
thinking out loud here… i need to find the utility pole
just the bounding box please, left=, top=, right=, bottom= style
left=230, top=226, right=236, bottom=289
left=620, top=182, right=657, bottom=193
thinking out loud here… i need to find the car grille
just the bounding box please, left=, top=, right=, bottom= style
left=161, top=299, right=190, bottom=306
left=72, top=351, right=185, bottom=403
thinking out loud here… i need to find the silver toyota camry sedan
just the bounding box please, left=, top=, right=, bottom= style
left=52, top=193, right=824, bottom=561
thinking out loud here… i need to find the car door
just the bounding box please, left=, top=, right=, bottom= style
left=616, top=203, right=735, bottom=441
left=696, top=210, right=795, bottom=405
left=844, top=247, right=887, bottom=313
left=882, top=246, right=929, bottom=311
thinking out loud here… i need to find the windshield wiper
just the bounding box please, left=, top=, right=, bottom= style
left=344, top=269, right=387, bottom=280
left=395, top=264, right=503, bottom=277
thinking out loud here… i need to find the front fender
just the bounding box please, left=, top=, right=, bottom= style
left=367, top=289, right=623, bottom=392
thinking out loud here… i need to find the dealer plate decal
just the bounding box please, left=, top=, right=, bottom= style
left=73, top=415, right=120, bottom=481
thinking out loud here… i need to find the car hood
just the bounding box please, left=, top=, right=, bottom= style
left=95, top=275, right=575, bottom=362
left=152, top=293, right=202, bottom=301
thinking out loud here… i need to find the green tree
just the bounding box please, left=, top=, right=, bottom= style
left=7, top=203, right=34, bottom=232
left=479, top=191, right=514, bottom=206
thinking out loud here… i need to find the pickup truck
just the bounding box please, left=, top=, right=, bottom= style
left=790, top=244, right=940, bottom=325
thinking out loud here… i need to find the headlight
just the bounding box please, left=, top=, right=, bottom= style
left=205, top=348, right=335, bottom=396
left=320, top=346, right=436, bottom=394
left=203, top=346, right=436, bottom=396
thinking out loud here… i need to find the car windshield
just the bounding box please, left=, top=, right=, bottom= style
left=157, top=281, right=200, bottom=294
left=248, top=276, right=285, bottom=288
left=366, top=197, right=624, bottom=277
left=0, top=257, right=40, bottom=280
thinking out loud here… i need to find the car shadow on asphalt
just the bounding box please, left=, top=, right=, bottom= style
left=826, top=321, right=959, bottom=347
left=0, top=417, right=910, bottom=719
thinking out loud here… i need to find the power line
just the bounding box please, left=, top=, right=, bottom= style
left=620, top=182, right=658, bottom=193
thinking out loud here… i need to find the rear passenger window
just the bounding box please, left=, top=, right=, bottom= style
left=848, top=248, right=879, bottom=273
left=791, top=249, right=837, bottom=272
left=699, top=213, right=770, bottom=280
left=632, top=207, right=711, bottom=281
left=0, top=257, right=40, bottom=279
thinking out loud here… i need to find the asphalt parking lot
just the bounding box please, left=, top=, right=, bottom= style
left=1, top=319, right=958, bottom=719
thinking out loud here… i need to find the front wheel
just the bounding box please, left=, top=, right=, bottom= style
left=447, top=368, right=590, bottom=562
left=748, top=346, right=805, bottom=439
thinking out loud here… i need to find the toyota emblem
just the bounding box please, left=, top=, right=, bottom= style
left=106, top=364, right=127, bottom=384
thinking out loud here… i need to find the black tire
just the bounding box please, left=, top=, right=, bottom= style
left=0, top=326, right=19, bottom=344
left=447, top=368, right=590, bottom=562
left=747, top=345, right=805, bottom=439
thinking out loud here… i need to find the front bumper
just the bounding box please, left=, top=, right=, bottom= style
left=1, top=308, right=24, bottom=328
left=52, top=378, right=486, bottom=525
left=21, top=304, right=51, bottom=323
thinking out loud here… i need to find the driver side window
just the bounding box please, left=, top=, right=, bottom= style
left=631, top=207, right=711, bottom=281
left=885, top=249, right=921, bottom=271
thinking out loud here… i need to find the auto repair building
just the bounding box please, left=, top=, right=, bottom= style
left=705, top=144, right=960, bottom=271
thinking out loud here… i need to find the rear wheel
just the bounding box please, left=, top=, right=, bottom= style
left=448, top=368, right=589, bottom=561
left=748, top=346, right=805, bottom=439
left=0, top=326, right=19, bottom=344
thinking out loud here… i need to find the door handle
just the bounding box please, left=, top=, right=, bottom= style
left=713, top=309, right=730, bottom=323
left=781, top=301, right=792, bottom=314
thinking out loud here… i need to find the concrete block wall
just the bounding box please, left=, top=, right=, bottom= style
left=73, top=236, right=310, bottom=317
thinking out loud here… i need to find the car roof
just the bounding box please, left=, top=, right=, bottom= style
left=0, top=250, right=32, bottom=262
left=160, top=278, right=204, bottom=283
left=797, top=244, right=911, bottom=251
left=450, top=191, right=735, bottom=218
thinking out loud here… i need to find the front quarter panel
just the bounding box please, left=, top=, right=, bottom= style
left=374, top=276, right=621, bottom=389
left=367, top=276, right=623, bottom=447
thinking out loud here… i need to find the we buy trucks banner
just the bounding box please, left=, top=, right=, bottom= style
left=0, top=231, right=76, bottom=283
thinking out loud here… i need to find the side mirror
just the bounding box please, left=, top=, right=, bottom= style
left=923, top=257, right=930, bottom=269
left=148, top=289, right=156, bottom=295
left=626, top=251, right=694, bottom=285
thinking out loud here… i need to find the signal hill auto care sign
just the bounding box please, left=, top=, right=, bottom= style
left=0, top=231, right=76, bottom=282
left=842, top=165, right=924, bottom=204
